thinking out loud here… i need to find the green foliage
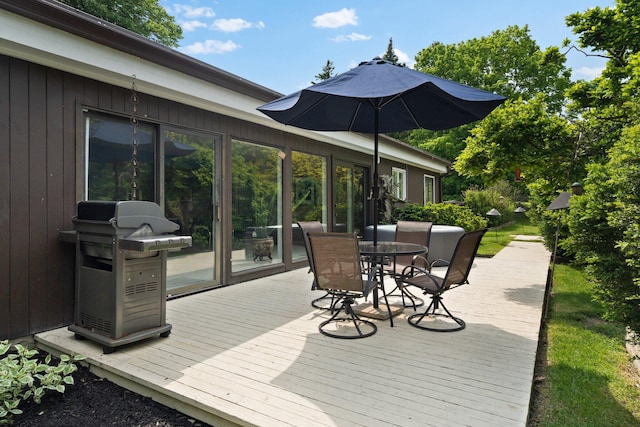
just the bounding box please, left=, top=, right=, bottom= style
left=394, top=202, right=487, bottom=232
left=525, top=178, right=571, bottom=254
left=0, top=341, right=86, bottom=425
left=382, top=38, right=404, bottom=66
left=565, top=126, right=640, bottom=334
left=415, top=25, right=571, bottom=109
left=406, top=25, right=573, bottom=193
left=462, top=181, right=518, bottom=226
left=566, top=0, right=640, bottom=68
left=558, top=1, right=640, bottom=334
left=58, top=0, right=183, bottom=47
left=455, top=95, right=577, bottom=186
left=312, top=60, right=336, bottom=83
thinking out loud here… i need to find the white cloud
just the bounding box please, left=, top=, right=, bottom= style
left=170, top=5, right=215, bottom=19
left=332, top=32, right=371, bottom=42
left=573, top=66, right=604, bottom=80
left=394, top=49, right=413, bottom=66
left=313, top=8, right=358, bottom=28
left=212, top=18, right=255, bottom=32
left=181, top=20, right=208, bottom=32
left=181, top=40, right=240, bottom=54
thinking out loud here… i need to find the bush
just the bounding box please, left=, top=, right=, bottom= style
left=462, top=182, right=517, bottom=226
left=0, top=340, right=86, bottom=425
left=394, top=202, right=488, bottom=231
left=565, top=125, right=640, bottom=334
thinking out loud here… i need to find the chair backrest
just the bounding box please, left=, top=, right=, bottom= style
left=442, top=229, right=487, bottom=289
left=308, top=232, right=364, bottom=293
left=394, top=221, right=432, bottom=266
left=297, top=221, right=325, bottom=272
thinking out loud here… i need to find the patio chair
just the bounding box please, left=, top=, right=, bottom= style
left=400, top=229, right=486, bottom=332
left=308, top=232, right=385, bottom=339
left=297, top=221, right=334, bottom=310
left=386, top=221, right=432, bottom=309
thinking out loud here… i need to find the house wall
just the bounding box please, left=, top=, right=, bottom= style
left=1, top=54, right=444, bottom=340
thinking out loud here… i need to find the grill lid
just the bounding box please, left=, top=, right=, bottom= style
left=75, top=201, right=179, bottom=234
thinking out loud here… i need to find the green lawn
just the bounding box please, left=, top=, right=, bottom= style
left=531, top=264, right=640, bottom=426
left=477, top=215, right=540, bottom=257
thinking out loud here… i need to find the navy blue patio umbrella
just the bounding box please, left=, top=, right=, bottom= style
left=258, top=58, right=506, bottom=244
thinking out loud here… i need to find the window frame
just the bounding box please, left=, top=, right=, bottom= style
left=391, top=167, right=407, bottom=201
left=423, top=174, right=435, bottom=204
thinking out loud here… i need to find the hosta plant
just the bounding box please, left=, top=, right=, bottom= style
left=0, top=340, right=85, bottom=425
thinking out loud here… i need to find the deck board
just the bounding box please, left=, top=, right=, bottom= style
left=36, top=238, right=549, bottom=427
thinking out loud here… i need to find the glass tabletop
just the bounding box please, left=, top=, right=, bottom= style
left=358, top=241, right=427, bottom=256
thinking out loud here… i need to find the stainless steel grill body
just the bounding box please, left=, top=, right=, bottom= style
left=66, top=201, right=191, bottom=353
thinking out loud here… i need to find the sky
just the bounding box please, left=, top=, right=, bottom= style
left=160, top=1, right=616, bottom=96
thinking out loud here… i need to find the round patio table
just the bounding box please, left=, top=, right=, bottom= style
left=358, top=241, right=427, bottom=327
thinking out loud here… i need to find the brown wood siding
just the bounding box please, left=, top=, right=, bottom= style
left=9, top=59, right=31, bottom=338
left=0, top=55, right=10, bottom=339
left=1, top=53, right=444, bottom=339
left=0, top=55, right=283, bottom=338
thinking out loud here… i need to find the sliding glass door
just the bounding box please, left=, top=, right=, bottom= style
left=334, top=161, right=368, bottom=237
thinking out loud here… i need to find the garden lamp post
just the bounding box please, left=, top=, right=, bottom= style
left=486, top=208, right=501, bottom=242
left=514, top=206, right=526, bottom=234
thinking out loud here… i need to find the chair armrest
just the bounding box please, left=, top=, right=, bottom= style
left=430, top=258, right=450, bottom=270
left=400, top=263, right=430, bottom=279
left=400, top=265, right=441, bottom=291
left=401, top=255, right=430, bottom=278
left=410, top=255, right=430, bottom=271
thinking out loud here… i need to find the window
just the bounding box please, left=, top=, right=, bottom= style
left=292, top=151, right=327, bottom=261
left=424, top=174, right=435, bottom=204
left=231, top=140, right=283, bottom=272
left=85, top=115, right=155, bottom=201
left=164, top=129, right=220, bottom=293
left=391, top=167, right=406, bottom=201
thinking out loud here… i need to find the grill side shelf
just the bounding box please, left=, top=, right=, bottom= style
left=118, top=235, right=192, bottom=252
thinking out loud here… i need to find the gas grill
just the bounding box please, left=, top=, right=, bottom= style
left=65, top=200, right=191, bottom=353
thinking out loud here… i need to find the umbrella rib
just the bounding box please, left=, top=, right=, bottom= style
left=286, top=93, right=332, bottom=125
left=347, top=102, right=363, bottom=132
left=398, top=97, right=421, bottom=128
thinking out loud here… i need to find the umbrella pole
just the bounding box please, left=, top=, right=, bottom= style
left=373, top=108, right=380, bottom=247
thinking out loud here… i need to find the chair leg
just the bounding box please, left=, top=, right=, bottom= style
left=385, top=276, right=425, bottom=309
left=407, top=295, right=465, bottom=332
left=319, top=298, right=377, bottom=339
left=311, top=292, right=336, bottom=310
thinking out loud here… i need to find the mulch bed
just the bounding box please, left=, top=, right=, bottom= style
left=12, top=364, right=213, bottom=427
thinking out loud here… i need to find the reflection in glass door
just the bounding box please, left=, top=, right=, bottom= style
left=292, top=151, right=327, bottom=262
left=164, top=130, right=220, bottom=295
left=334, top=162, right=368, bottom=237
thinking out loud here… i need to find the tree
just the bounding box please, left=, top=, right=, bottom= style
left=455, top=95, right=577, bottom=186
left=58, top=0, right=183, bottom=47
left=407, top=25, right=572, bottom=199
left=561, top=0, right=640, bottom=333
left=382, top=38, right=404, bottom=66
left=312, top=60, right=336, bottom=83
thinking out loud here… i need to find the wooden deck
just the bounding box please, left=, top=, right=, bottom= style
left=36, top=237, right=550, bottom=427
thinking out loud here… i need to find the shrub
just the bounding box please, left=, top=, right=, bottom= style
left=462, top=182, right=517, bottom=226
left=0, top=340, right=86, bottom=425
left=394, top=202, right=488, bottom=231
left=565, top=125, right=640, bottom=335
